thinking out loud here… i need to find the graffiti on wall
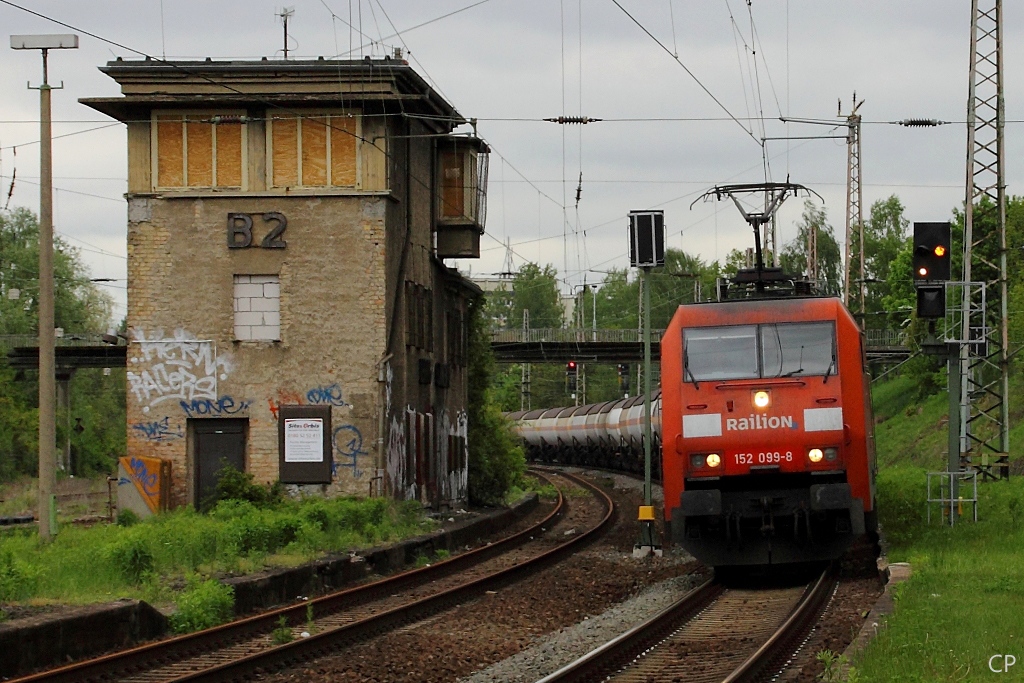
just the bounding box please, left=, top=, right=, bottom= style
left=332, top=424, right=368, bottom=479
left=180, top=395, right=253, bottom=418
left=386, top=414, right=407, bottom=498
left=127, top=329, right=232, bottom=413
left=437, top=410, right=469, bottom=503
left=268, top=383, right=350, bottom=421
left=131, top=416, right=184, bottom=442
left=117, top=455, right=166, bottom=513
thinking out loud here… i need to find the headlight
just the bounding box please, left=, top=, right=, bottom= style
left=690, top=454, right=704, bottom=468
left=706, top=453, right=722, bottom=468
left=808, top=448, right=824, bottom=463
left=825, top=447, right=839, bottom=461
left=753, top=390, right=770, bottom=409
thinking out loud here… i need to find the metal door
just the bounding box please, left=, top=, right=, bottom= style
left=192, top=418, right=247, bottom=508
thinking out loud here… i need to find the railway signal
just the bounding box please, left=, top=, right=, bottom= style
left=566, top=360, right=578, bottom=392
left=617, top=363, right=631, bottom=395
left=913, top=221, right=951, bottom=280
left=913, top=222, right=951, bottom=319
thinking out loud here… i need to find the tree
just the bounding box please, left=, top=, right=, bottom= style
left=0, top=207, right=113, bottom=335
left=466, top=294, right=525, bottom=505
left=0, top=208, right=122, bottom=481
left=779, top=200, right=843, bottom=296
left=855, top=196, right=910, bottom=326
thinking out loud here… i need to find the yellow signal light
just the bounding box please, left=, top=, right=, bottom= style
left=934, top=245, right=946, bottom=257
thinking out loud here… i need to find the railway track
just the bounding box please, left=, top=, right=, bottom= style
left=538, top=565, right=837, bottom=683
left=12, top=468, right=613, bottom=683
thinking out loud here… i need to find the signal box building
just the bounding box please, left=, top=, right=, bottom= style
left=82, top=57, right=487, bottom=510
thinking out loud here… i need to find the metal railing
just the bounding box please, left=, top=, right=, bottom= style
left=864, top=328, right=910, bottom=348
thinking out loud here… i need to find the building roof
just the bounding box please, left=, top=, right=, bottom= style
left=80, top=57, right=463, bottom=130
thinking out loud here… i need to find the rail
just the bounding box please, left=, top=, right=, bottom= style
left=13, top=468, right=613, bottom=683
left=538, top=564, right=836, bottom=683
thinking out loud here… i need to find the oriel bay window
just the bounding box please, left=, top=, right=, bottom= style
left=268, top=111, right=360, bottom=188
left=152, top=111, right=247, bottom=190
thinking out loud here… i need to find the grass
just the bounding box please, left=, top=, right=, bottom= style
left=851, top=371, right=1024, bottom=681
left=0, top=494, right=436, bottom=627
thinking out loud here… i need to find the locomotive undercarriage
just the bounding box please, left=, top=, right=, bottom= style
left=671, top=473, right=865, bottom=567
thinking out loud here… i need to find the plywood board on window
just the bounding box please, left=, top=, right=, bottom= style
left=301, top=116, right=328, bottom=186
left=127, top=121, right=151, bottom=193
left=156, top=114, right=184, bottom=188
left=272, top=117, right=298, bottom=187
left=185, top=117, right=213, bottom=187
left=330, top=116, right=358, bottom=187
left=217, top=121, right=243, bottom=188
left=361, top=116, right=387, bottom=191
left=439, top=151, right=465, bottom=219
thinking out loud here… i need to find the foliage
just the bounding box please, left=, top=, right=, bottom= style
left=467, top=294, right=526, bottom=505
left=855, top=471, right=1024, bottom=680
left=169, top=577, right=234, bottom=633
left=209, top=464, right=284, bottom=510
left=116, top=508, right=140, bottom=527
left=0, top=494, right=433, bottom=605
left=0, top=548, right=37, bottom=601
left=487, top=262, right=563, bottom=330
left=778, top=200, right=843, bottom=296
left=851, top=195, right=911, bottom=326
left=0, top=207, right=114, bottom=334
left=815, top=649, right=850, bottom=682
left=271, top=615, right=293, bottom=644
left=106, top=533, right=156, bottom=584
left=0, top=208, right=123, bottom=481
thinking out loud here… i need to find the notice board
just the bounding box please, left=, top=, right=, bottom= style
left=278, top=405, right=332, bottom=484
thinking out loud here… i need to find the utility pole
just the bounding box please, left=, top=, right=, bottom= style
left=520, top=309, right=530, bottom=411
left=961, top=0, right=1009, bottom=479
left=10, top=34, right=78, bottom=541
left=842, top=95, right=865, bottom=319
left=806, top=215, right=818, bottom=285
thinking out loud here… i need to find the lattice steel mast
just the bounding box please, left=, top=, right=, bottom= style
left=842, top=95, right=865, bottom=318
left=960, top=0, right=1009, bottom=477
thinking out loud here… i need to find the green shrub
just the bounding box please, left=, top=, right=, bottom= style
left=271, top=615, right=293, bottom=644
left=208, top=464, right=283, bottom=510
left=116, top=509, right=140, bottom=527
left=106, top=534, right=155, bottom=584
left=0, top=548, right=37, bottom=601
left=170, top=578, right=234, bottom=633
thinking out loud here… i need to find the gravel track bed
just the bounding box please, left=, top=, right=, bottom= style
left=261, top=468, right=882, bottom=682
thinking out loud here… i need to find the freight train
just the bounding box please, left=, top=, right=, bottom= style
left=510, top=283, right=877, bottom=568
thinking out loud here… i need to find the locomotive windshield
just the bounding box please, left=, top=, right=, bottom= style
left=684, top=322, right=836, bottom=381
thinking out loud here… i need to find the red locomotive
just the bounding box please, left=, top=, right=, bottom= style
left=661, top=294, right=876, bottom=566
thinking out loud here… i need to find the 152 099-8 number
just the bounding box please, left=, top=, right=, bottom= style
left=733, top=451, right=793, bottom=466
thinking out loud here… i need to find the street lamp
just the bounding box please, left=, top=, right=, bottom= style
left=11, top=33, right=79, bottom=541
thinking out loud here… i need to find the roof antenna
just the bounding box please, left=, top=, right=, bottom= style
left=278, top=7, right=295, bottom=59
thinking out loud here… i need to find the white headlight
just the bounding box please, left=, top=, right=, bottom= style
left=808, top=448, right=824, bottom=463
left=753, top=390, right=770, bottom=409
left=706, top=453, right=722, bottom=468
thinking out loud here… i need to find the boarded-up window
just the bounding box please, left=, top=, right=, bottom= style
left=439, top=152, right=465, bottom=219
left=153, top=111, right=246, bottom=190
left=269, top=111, right=360, bottom=188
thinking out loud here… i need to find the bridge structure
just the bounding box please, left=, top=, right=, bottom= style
left=1, top=334, right=128, bottom=372
left=490, top=327, right=911, bottom=364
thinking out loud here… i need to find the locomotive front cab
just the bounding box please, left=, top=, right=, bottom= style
left=662, top=299, right=870, bottom=567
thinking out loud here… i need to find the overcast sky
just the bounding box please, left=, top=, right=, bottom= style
left=2, top=0, right=1023, bottom=321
